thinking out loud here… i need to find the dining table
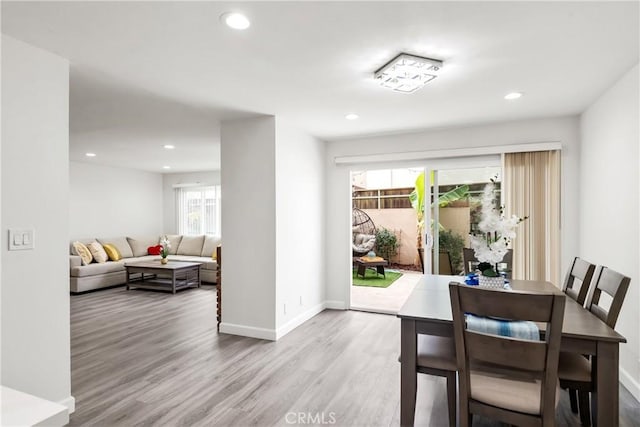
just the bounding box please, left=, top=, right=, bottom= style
left=397, top=274, right=627, bottom=427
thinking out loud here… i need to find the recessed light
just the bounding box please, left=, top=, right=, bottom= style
left=163, top=166, right=171, bottom=170
left=221, top=12, right=250, bottom=30
left=163, top=144, right=175, bottom=149
left=345, top=113, right=359, bottom=120
left=85, top=153, right=96, bottom=157
left=504, top=92, right=523, bottom=100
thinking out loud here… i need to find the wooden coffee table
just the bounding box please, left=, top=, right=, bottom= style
left=354, top=256, right=388, bottom=279
left=125, top=261, right=201, bottom=294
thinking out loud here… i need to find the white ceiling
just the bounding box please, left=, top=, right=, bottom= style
left=2, top=1, right=638, bottom=173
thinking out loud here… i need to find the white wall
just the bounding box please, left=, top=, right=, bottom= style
left=325, top=116, right=581, bottom=307
left=69, top=161, right=163, bottom=239
left=162, top=170, right=220, bottom=234
left=579, top=63, right=640, bottom=400
left=220, top=117, right=277, bottom=338
left=1, top=36, right=73, bottom=414
left=274, top=121, right=326, bottom=336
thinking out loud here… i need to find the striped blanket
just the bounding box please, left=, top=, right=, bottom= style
left=465, top=313, right=540, bottom=341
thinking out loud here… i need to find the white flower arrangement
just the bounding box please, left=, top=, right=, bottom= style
left=160, top=236, right=171, bottom=258
left=469, top=179, right=527, bottom=270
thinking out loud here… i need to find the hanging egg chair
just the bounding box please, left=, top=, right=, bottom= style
left=352, top=208, right=377, bottom=256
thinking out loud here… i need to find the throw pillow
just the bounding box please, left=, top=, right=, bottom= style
left=102, top=243, right=122, bottom=261
left=148, top=245, right=163, bottom=255
left=73, top=241, right=93, bottom=266
left=88, top=241, right=109, bottom=263
left=96, top=237, right=134, bottom=258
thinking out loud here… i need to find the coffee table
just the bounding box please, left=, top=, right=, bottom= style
left=125, top=261, right=201, bottom=294
left=354, top=256, right=388, bottom=279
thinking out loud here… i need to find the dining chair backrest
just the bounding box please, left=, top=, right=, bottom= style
left=449, top=283, right=565, bottom=422
left=563, top=257, right=596, bottom=306
left=587, top=267, right=630, bottom=328
left=463, top=247, right=513, bottom=279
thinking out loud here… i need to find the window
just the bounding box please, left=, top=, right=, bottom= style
left=175, top=186, right=221, bottom=236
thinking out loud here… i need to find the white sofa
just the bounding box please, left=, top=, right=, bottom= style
left=70, top=235, right=220, bottom=293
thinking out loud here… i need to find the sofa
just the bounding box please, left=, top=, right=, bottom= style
left=70, top=235, right=221, bottom=293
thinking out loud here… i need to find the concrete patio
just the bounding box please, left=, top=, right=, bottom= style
left=351, top=270, right=423, bottom=314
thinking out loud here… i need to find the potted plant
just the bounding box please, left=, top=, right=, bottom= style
left=160, top=236, right=171, bottom=264
left=469, top=178, right=527, bottom=287
left=375, top=227, right=399, bottom=262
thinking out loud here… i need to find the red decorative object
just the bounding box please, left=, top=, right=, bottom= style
left=148, top=245, right=163, bottom=255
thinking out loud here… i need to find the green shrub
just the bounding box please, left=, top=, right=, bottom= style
left=375, top=227, right=399, bottom=261
left=439, top=229, right=465, bottom=274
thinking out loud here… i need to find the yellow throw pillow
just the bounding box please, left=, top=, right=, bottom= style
left=73, top=241, right=93, bottom=266
left=88, top=241, right=109, bottom=263
left=102, top=243, right=122, bottom=261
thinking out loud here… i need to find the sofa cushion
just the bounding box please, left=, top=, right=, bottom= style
left=201, top=235, right=222, bottom=258
left=97, top=237, right=134, bottom=259
left=177, top=235, right=205, bottom=256
left=102, top=243, right=122, bottom=261
left=164, top=235, right=183, bottom=255
left=70, top=260, right=125, bottom=277
left=126, top=236, right=160, bottom=257
left=73, top=241, right=93, bottom=266
left=88, top=241, right=109, bottom=263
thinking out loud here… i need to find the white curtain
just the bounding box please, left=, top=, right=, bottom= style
left=504, top=150, right=561, bottom=286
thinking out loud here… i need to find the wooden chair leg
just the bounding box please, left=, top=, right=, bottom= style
left=569, top=389, right=579, bottom=413
left=446, top=372, right=456, bottom=427
left=578, top=390, right=591, bottom=427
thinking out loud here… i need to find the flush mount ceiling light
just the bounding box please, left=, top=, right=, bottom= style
left=374, top=53, right=443, bottom=93
left=163, top=165, right=171, bottom=170
left=220, top=12, right=250, bottom=30
left=85, top=152, right=96, bottom=157
left=163, top=144, right=175, bottom=149
left=345, top=113, right=359, bottom=120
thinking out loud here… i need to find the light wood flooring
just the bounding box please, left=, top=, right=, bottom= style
left=70, top=285, right=640, bottom=426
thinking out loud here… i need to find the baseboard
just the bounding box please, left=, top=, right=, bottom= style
left=219, top=322, right=277, bottom=341
left=57, top=395, right=75, bottom=414
left=275, top=303, right=325, bottom=340
left=324, top=300, right=346, bottom=310
left=620, top=367, right=640, bottom=403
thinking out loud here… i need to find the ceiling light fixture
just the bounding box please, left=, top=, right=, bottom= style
left=85, top=153, right=96, bottom=157
left=163, top=166, right=171, bottom=170
left=374, top=53, right=443, bottom=93
left=504, top=92, right=523, bottom=100
left=221, top=12, right=250, bottom=30
left=345, top=113, right=359, bottom=120
left=163, top=144, right=175, bottom=149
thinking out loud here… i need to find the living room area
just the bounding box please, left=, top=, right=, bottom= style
left=2, top=2, right=639, bottom=426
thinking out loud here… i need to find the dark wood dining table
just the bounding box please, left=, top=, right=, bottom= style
left=397, top=274, right=627, bottom=427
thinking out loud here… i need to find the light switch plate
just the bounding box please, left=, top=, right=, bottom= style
left=8, top=229, right=35, bottom=251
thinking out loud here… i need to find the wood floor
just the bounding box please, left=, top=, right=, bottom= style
left=70, top=285, right=640, bottom=426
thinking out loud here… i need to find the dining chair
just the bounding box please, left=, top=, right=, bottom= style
left=463, top=247, right=513, bottom=278
left=563, top=257, right=596, bottom=306
left=558, top=266, right=631, bottom=427
left=449, top=282, right=566, bottom=427
left=415, top=335, right=457, bottom=427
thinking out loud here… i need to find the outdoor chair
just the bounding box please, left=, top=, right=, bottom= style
left=450, top=282, right=565, bottom=427
left=558, top=266, right=630, bottom=427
